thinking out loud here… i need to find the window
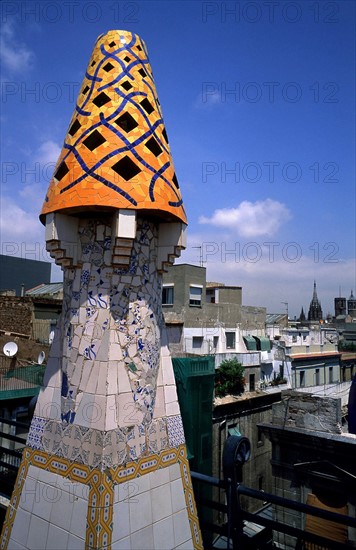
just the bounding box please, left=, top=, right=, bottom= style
left=162, top=285, right=174, bottom=305
left=315, top=368, right=320, bottom=385
left=189, top=285, right=202, bottom=307
left=213, top=336, right=219, bottom=349
left=225, top=331, right=236, bottom=349
left=299, top=370, right=305, bottom=387
left=279, top=364, right=284, bottom=379
left=249, top=373, right=255, bottom=392
left=329, top=366, right=333, bottom=383
left=192, top=336, right=203, bottom=349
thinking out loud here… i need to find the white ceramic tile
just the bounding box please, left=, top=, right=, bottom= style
left=28, top=465, right=41, bottom=480
left=169, top=463, right=182, bottom=482
left=105, top=394, right=118, bottom=430
left=75, top=392, right=101, bottom=428
left=50, top=486, right=74, bottom=530
left=173, top=509, right=191, bottom=547
left=134, top=473, right=150, bottom=496
left=78, top=359, right=93, bottom=392
left=92, top=394, right=107, bottom=430
left=164, top=385, right=178, bottom=404
left=166, top=401, right=180, bottom=416
left=70, top=356, right=84, bottom=387
left=37, top=468, right=59, bottom=486
left=152, top=484, right=172, bottom=522
left=156, top=363, right=163, bottom=387
left=117, top=392, right=138, bottom=427
left=69, top=497, right=87, bottom=538
left=32, top=481, right=56, bottom=522
left=176, top=540, right=195, bottom=549
left=171, top=479, right=186, bottom=514
left=46, top=523, right=69, bottom=550
left=42, top=357, right=61, bottom=388
left=130, top=525, right=154, bottom=550
left=84, top=361, right=100, bottom=394
left=73, top=482, right=89, bottom=501
left=152, top=515, right=174, bottom=550
left=161, top=357, right=175, bottom=385
left=111, top=536, right=131, bottom=550
left=112, top=500, right=130, bottom=542
left=66, top=533, right=85, bottom=550
left=116, top=362, right=132, bottom=393
left=9, top=508, right=31, bottom=547
left=36, top=387, right=60, bottom=420
left=19, top=475, right=36, bottom=513
left=152, top=386, right=165, bottom=419
left=129, top=490, right=152, bottom=532
left=27, top=514, right=49, bottom=550
left=149, top=466, right=170, bottom=489
left=110, top=342, right=124, bottom=361
left=95, top=330, right=110, bottom=361
left=5, top=539, right=26, bottom=550
left=107, top=361, right=118, bottom=394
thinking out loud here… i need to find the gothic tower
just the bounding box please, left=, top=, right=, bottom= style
left=307, top=281, right=323, bottom=321
left=348, top=290, right=356, bottom=318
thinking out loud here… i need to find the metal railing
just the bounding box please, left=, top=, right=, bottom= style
left=191, top=471, right=356, bottom=549
left=0, top=418, right=28, bottom=474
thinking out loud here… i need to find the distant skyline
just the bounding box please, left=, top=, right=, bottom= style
left=1, top=1, right=355, bottom=318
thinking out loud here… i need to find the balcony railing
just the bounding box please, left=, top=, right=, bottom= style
left=191, top=471, right=356, bottom=549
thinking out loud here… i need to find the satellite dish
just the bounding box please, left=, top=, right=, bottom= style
left=3, top=342, right=18, bottom=357
left=38, top=351, right=46, bottom=365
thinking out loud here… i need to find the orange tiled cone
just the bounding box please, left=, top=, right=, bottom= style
left=40, top=30, right=187, bottom=224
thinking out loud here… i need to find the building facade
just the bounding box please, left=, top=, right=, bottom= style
left=162, top=264, right=266, bottom=359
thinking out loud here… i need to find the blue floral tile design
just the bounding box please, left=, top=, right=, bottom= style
left=167, top=415, right=185, bottom=447
left=27, top=416, right=46, bottom=450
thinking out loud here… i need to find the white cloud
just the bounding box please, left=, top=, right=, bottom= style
left=0, top=21, right=35, bottom=73
left=0, top=196, right=42, bottom=241
left=204, top=254, right=354, bottom=318
left=18, top=140, right=61, bottom=209
left=199, top=199, right=292, bottom=237
left=37, top=140, right=61, bottom=165
left=175, top=230, right=354, bottom=318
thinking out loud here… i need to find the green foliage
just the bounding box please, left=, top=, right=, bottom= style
left=215, top=359, right=245, bottom=397
left=338, top=341, right=356, bottom=352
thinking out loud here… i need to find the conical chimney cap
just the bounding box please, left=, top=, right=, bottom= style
left=40, top=30, right=186, bottom=224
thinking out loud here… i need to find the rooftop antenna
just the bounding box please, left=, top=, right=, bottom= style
left=192, top=245, right=205, bottom=267
left=281, top=301, right=289, bottom=320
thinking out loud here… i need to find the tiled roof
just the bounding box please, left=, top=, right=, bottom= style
left=26, top=282, right=63, bottom=296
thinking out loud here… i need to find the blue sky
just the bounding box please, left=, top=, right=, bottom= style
left=1, top=0, right=355, bottom=318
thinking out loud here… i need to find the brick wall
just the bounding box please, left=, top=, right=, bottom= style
left=0, top=297, right=34, bottom=336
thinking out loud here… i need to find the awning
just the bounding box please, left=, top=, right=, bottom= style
left=243, top=336, right=257, bottom=351
left=253, top=336, right=271, bottom=352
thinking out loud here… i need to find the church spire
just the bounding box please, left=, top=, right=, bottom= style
left=308, top=280, right=323, bottom=321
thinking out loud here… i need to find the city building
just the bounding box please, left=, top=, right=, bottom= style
left=269, top=326, right=341, bottom=389
left=162, top=264, right=266, bottom=349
